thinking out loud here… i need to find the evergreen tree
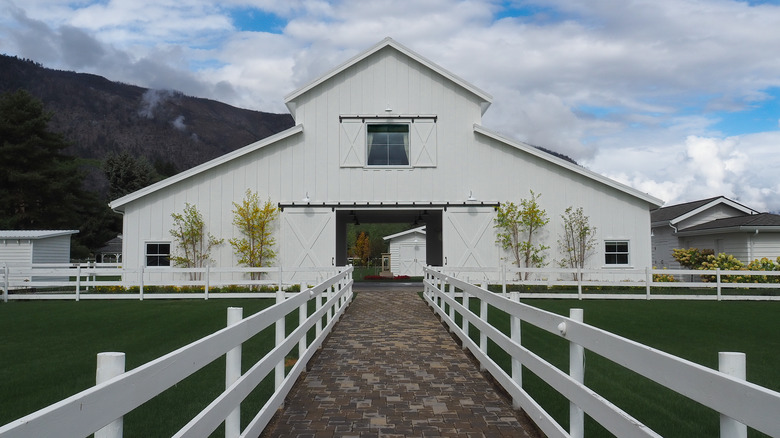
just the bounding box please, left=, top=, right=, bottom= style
left=103, top=150, right=158, bottom=199
left=0, top=90, right=120, bottom=257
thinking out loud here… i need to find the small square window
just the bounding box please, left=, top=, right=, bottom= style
left=146, top=242, right=171, bottom=267
left=367, top=124, right=409, bottom=166
left=605, top=241, right=629, bottom=265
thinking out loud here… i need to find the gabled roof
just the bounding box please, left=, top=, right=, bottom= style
left=650, top=196, right=757, bottom=225
left=383, top=226, right=426, bottom=241
left=284, top=38, right=493, bottom=116
left=473, top=125, right=664, bottom=207
left=676, top=213, right=780, bottom=235
left=0, top=230, right=79, bottom=239
left=109, top=125, right=303, bottom=211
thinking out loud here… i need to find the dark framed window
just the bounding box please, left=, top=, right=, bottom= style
left=146, top=242, right=171, bottom=267
left=605, top=241, right=629, bottom=265
left=366, top=124, right=409, bottom=166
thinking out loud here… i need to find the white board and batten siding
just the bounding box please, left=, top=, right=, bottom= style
left=108, top=38, right=662, bottom=283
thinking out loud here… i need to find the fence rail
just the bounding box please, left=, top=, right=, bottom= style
left=422, top=266, right=780, bottom=438
left=1, top=263, right=341, bottom=302
left=438, top=265, right=780, bottom=301
left=0, top=267, right=354, bottom=438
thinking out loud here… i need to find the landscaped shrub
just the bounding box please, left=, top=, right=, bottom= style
left=671, top=248, right=715, bottom=269
left=652, top=268, right=675, bottom=282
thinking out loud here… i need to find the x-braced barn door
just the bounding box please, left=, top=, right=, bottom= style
left=281, top=209, right=335, bottom=281
left=443, top=207, right=498, bottom=280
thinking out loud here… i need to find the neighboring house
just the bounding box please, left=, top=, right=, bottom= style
left=0, top=230, right=79, bottom=265
left=383, top=226, right=426, bottom=276
left=109, top=38, right=662, bottom=283
left=651, top=196, right=780, bottom=268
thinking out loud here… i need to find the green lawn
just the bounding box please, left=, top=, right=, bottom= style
left=0, top=299, right=302, bottom=437
left=466, top=299, right=780, bottom=437
left=2, top=298, right=778, bottom=437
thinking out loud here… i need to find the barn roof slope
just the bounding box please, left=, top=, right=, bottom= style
left=108, top=125, right=303, bottom=211
left=473, top=125, right=663, bottom=207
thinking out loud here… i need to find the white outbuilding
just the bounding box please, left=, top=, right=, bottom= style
left=109, top=38, right=662, bottom=283
left=383, top=226, right=427, bottom=277
left=0, top=230, right=78, bottom=266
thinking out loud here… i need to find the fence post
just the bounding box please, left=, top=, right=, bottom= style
left=717, top=268, right=722, bottom=301
left=448, top=282, right=455, bottom=329
left=204, top=265, right=210, bottom=300
left=719, top=352, right=747, bottom=438
left=569, top=309, right=585, bottom=438
left=95, top=352, right=126, bottom=438
left=3, top=263, right=8, bottom=303
left=276, top=271, right=285, bottom=390
left=76, top=265, right=81, bottom=302
left=577, top=268, right=582, bottom=300
left=479, top=294, right=488, bottom=371
left=299, top=296, right=307, bottom=358
left=502, top=265, right=507, bottom=296
left=645, top=267, right=652, bottom=300
left=462, top=288, right=470, bottom=348
left=139, top=265, right=145, bottom=301
left=511, top=291, right=522, bottom=409
left=225, top=307, right=243, bottom=438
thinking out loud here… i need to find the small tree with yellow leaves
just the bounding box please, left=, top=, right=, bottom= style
left=229, top=190, right=279, bottom=280
left=170, top=203, right=223, bottom=280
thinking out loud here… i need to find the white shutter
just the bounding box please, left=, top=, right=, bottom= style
left=339, top=120, right=365, bottom=167
left=411, top=120, right=437, bottom=167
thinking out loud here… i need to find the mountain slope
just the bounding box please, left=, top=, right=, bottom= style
left=0, top=54, right=295, bottom=197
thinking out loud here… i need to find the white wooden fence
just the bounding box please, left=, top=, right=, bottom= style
left=0, top=263, right=340, bottom=302
left=0, top=267, right=354, bottom=438
left=422, top=266, right=780, bottom=438
left=438, top=266, right=780, bottom=301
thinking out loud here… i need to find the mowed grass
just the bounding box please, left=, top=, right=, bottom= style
left=470, top=299, right=779, bottom=437
left=0, top=299, right=299, bottom=437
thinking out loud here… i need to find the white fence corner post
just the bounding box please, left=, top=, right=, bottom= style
left=95, top=352, right=126, bottom=438
left=569, top=308, right=585, bottom=438
left=719, top=352, right=747, bottom=438
left=510, top=291, right=522, bottom=409
left=225, top=307, right=243, bottom=438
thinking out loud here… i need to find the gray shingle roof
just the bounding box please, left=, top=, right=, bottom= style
left=679, top=213, right=780, bottom=232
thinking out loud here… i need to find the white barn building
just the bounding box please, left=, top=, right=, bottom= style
left=109, top=38, right=662, bottom=283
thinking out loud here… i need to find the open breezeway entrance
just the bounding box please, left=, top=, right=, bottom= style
left=335, top=208, right=443, bottom=268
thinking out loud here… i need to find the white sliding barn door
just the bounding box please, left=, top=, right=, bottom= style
left=443, top=207, right=498, bottom=281
left=280, top=209, right=335, bottom=282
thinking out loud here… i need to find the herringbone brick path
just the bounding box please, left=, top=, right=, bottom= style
left=261, top=288, right=540, bottom=438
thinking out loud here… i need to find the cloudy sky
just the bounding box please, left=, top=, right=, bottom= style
left=2, top=0, right=780, bottom=211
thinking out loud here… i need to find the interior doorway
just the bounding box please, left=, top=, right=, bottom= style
left=335, top=209, right=443, bottom=267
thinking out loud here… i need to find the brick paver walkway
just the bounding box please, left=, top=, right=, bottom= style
left=261, top=288, right=540, bottom=438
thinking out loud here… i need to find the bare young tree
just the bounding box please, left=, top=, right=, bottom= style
left=494, top=191, right=549, bottom=279
left=558, top=206, right=597, bottom=280
left=229, top=190, right=279, bottom=281
left=170, top=203, right=223, bottom=280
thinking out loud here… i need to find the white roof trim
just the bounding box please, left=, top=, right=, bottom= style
left=383, top=226, right=426, bottom=241
left=670, top=197, right=757, bottom=225
left=0, top=230, right=79, bottom=239
left=473, top=125, right=664, bottom=207
left=109, top=124, right=304, bottom=210
left=284, top=37, right=493, bottom=116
